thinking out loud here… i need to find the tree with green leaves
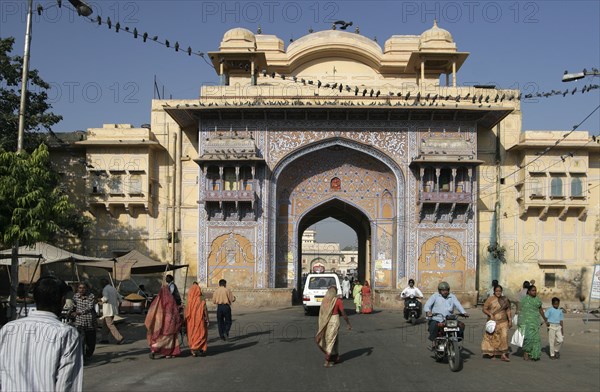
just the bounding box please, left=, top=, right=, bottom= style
left=0, top=144, right=89, bottom=319
left=0, top=37, right=62, bottom=152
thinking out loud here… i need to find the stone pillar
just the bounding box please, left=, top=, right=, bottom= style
left=451, top=168, right=457, bottom=192
left=435, top=167, right=441, bottom=193
left=452, top=60, right=457, bottom=87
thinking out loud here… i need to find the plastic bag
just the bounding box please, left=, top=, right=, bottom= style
left=485, top=320, right=496, bottom=334
left=510, top=327, right=524, bottom=347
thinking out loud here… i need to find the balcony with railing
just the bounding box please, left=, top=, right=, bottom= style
left=419, top=191, right=472, bottom=204
left=204, top=189, right=256, bottom=203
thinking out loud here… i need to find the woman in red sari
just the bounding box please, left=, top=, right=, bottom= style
left=145, top=285, right=182, bottom=359
left=185, top=282, right=209, bottom=357
left=361, top=280, right=373, bottom=314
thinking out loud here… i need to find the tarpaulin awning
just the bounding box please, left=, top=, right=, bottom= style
left=77, top=249, right=187, bottom=280
left=0, top=242, right=111, bottom=266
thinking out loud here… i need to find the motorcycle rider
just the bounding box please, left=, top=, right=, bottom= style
left=400, top=279, right=424, bottom=320
left=424, top=282, right=469, bottom=346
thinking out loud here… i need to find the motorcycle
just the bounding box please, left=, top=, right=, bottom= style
left=404, top=296, right=421, bottom=324
left=428, top=313, right=465, bottom=372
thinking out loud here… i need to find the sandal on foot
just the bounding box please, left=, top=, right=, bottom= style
left=501, top=355, right=510, bottom=362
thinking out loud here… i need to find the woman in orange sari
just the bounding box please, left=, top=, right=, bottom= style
left=361, top=280, right=373, bottom=314
left=185, top=282, right=209, bottom=357
left=145, top=285, right=182, bottom=359
left=481, top=285, right=513, bottom=361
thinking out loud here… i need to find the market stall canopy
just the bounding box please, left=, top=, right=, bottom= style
left=0, top=242, right=110, bottom=266
left=77, top=249, right=187, bottom=280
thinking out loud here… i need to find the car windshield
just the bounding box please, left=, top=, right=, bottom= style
left=308, top=276, right=336, bottom=290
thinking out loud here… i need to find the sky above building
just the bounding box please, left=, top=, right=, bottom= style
left=1, top=0, right=598, bottom=134
left=2, top=1, right=599, bottom=247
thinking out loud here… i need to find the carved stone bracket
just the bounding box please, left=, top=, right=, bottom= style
left=449, top=203, right=457, bottom=223
left=558, top=206, right=569, bottom=221
left=539, top=206, right=549, bottom=220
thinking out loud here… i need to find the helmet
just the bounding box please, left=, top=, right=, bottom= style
left=438, top=281, right=450, bottom=291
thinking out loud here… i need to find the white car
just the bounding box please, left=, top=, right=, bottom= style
left=302, top=273, right=342, bottom=314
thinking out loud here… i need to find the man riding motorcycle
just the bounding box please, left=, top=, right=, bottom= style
left=400, top=279, right=424, bottom=320
left=424, top=282, right=469, bottom=346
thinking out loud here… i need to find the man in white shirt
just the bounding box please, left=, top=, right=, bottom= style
left=341, top=277, right=351, bottom=299
left=400, top=279, right=424, bottom=320
left=0, top=276, right=83, bottom=391
left=99, top=278, right=124, bottom=344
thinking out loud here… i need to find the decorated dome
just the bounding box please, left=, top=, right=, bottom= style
left=420, top=20, right=453, bottom=43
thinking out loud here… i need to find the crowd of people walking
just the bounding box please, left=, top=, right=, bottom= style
left=0, top=273, right=569, bottom=390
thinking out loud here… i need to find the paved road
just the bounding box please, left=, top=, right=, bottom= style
left=84, top=300, right=600, bottom=391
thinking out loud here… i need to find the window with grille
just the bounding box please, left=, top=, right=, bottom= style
left=109, top=175, right=123, bottom=194
left=530, top=178, right=543, bottom=196
left=129, top=175, right=143, bottom=195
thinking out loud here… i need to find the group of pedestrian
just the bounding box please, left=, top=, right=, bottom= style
left=350, top=279, right=373, bottom=314
left=481, top=279, right=564, bottom=362
left=0, top=273, right=569, bottom=390
left=59, top=278, right=125, bottom=364
left=144, top=276, right=235, bottom=359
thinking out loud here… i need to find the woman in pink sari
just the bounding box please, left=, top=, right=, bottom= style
left=145, top=285, right=182, bottom=359
left=361, top=280, right=373, bottom=314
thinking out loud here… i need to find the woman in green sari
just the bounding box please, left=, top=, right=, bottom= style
left=352, top=281, right=362, bottom=313
left=519, top=285, right=548, bottom=360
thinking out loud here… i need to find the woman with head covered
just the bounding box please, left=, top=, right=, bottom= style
left=185, top=282, right=209, bottom=357
left=315, top=286, right=352, bottom=367
left=145, top=285, right=182, bottom=359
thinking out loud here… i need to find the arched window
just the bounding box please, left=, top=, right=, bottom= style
left=223, top=167, right=237, bottom=190
left=206, top=166, right=220, bottom=191
left=550, top=177, right=563, bottom=197
left=571, top=177, right=583, bottom=197
left=423, top=168, right=435, bottom=192
left=439, top=168, right=452, bottom=192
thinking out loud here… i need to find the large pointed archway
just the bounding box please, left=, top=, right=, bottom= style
left=298, top=199, right=371, bottom=292
left=270, top=138, right=405, bottom=290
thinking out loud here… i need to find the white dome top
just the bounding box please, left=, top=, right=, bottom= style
left=223, top=28, right=256, bottom=44
left=420, top=20, right=453, bottom=43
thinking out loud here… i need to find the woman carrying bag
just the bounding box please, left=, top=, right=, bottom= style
left=481, top=285, right=513, bottom=362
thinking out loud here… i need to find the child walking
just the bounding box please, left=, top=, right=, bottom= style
left=544, top=297, right=564, bottom=359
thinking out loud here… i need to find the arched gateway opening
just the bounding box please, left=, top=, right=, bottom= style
left=298, top=200, right=370, bottom=293
left=272, top=140, right=405, bottom=290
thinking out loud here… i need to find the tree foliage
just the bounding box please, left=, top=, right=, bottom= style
left=0, top=37, right=62, bottom=152
left=0, top=144, right=89, bottom=248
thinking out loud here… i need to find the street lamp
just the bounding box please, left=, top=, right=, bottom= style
left=562, top=68, right=600, bottom=82
left=16, top=0, right=92, bottom=153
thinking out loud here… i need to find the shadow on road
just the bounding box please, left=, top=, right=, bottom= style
left=205, top=341, right=259, bottom=355
left=340, top=347, right=374, bottom=362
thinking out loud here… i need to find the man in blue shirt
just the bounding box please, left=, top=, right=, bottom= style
left=424, top=281, right=469, bottom=344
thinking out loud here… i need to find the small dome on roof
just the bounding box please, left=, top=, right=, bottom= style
left=420, top=20, right=453, bottom=43
left=223, top=28, right=256, bottom=43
